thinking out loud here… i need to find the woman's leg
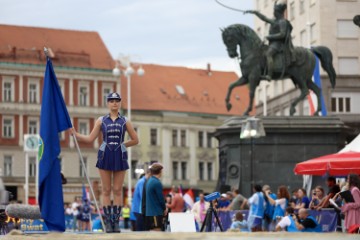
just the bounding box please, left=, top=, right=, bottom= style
left=112, top=170, right=126, bottom=232
left=99, top=169, right=113, bottom=232
left=99, top=169, right=112, bottom=206
left=113, top=170, right=126, bottom=206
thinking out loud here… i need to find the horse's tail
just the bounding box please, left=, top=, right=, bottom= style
left=311, top=46, right=336, bottom=88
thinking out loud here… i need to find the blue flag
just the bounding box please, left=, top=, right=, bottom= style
left=313, top=56, right=327, bottom=116
left=39, top=57, right=72, bottom=232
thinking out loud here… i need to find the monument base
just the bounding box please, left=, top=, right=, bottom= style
left=214, top=116, right=347, bottom=197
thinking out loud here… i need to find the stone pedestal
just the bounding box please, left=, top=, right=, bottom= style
left=214, top=116, right=347, bottom=197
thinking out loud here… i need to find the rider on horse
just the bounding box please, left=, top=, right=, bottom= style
left=245, top=2, right=295, bottom=80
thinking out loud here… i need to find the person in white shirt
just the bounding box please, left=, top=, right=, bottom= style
left=191, top=191, right=209, bottom=228
left=275, top=207, right=299, bottom=232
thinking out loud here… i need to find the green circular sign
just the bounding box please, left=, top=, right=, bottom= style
left=38, top=137, right=44, bottom=161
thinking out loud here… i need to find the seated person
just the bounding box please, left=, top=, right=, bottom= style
left=229, top=212, right=248, bottom=232
left=293, top=208, right=322, bottom=232
left=275, top=207, right=299, bottom=232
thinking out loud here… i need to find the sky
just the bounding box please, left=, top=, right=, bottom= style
left=0, top=0, right=254, bottom=73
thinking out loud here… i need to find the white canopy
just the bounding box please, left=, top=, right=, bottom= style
left=339, top=134, right=360, bottom=153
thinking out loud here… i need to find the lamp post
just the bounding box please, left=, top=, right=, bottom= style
left=112, top=55, right=144, bottom=204
left=240, top=117, right=266, bottom=191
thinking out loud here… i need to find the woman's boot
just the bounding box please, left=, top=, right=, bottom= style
left=103, top=206, right=113, bottom=233
left=112, top=205, right=121, bottom=233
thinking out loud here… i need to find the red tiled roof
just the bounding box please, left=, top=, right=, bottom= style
left=0, top=24, right=113, bottom=70
left=121, top=64, right=252, bottom=116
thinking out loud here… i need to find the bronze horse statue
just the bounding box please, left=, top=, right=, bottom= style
left=222, top=24, right=336, bottom=116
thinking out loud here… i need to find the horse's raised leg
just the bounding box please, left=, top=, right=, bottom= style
left=290, top=78, right=309, bottom=116
left=307, top=80, right=322, bottom=116
left=243, top=76, right=259, bottom=116
left=225, top=77, right=248, bottom=111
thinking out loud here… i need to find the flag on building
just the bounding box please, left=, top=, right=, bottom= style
left=307, top=56, right=327, bottom=116
left=39, top=57, right=72, bottom=232
left=183, top=189, right=195, bottom=209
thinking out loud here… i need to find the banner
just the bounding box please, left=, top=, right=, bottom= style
left=212, top=209, right=337, bottom=232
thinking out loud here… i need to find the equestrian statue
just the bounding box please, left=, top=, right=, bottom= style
left=222, top=2, right=336, bottom=116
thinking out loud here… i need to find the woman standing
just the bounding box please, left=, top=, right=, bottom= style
left=341, top=174, right=360, bottom=232
left=73, top=92, right=139, bottom=233
left=265, top=185, right=290, bottom=225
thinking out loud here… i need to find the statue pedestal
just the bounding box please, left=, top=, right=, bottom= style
left=214, top=116, right=346, bottom=197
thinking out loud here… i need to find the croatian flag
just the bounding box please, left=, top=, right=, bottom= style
left=183, top=189, right=195, bottom=209
left=307, top=56, right=327, bottom=116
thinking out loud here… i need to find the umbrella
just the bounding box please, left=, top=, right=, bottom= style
left=294, top=151, right=360, bottom=176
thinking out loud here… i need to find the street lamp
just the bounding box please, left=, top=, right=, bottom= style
left=240, top=117, right=266, bottom=190
left=112, top=55, right=144, bottom=204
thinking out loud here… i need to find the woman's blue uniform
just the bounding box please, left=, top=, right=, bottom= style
left=96, top=113, right=129, bottom=171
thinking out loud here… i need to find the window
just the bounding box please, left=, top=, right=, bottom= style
left=79, top=121, right=88, bottom=135
left=181, top=162, right=187, bottom=180
left=180, top=130, right=186, bottom=147
left=79, top=86, right=88, bottom=106
left=4, top=155, right=12, bottom=176
left=131, top=160, right=138, bottom=179
left=207, top=133, right=212, bottom=148
left=199, top=162, right=204, bottom=180
left=337, top=20, right=358, bottom=38
left=80, top=157, right=88, bottom=177
left=289, top=2, right=295, bottom=20
left=198, top=131, right=204, bottom=148
left=207, top=162, right=213, bottom=180
left=150, top=128, right=157, bottom=146
left=2, top=118, right=13, bottom=138
left=3, top=81, right=13, bottom=102
left=29, top=83, right=38, bottom=103
left=172, top=161, right=178, bottom=180
left=310, top=23, right=316, bottom=42
left=172, top=129, right=178, bottom=147
left=29, top=156, right=36, bottom=177
left=59, top=156, right=62, bottom=171
left=339, top=57, right=359, bottom=75
left=299, top=0, right=305, bottom=14
left=331, top=97, right=351, bottom=113
left=103, top=87, right=112, bottom=106
left=28, top=120, right=38, bottom=134
left=300, top=30, right=307, bottom=47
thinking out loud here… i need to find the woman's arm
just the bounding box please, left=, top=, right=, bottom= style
left=73, top=119, right=101, bottom=143
left=123, top=121, right=139, bottom=147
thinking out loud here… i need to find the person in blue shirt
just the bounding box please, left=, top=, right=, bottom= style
left=131, top=169, right=150, bottom=231
left=262, top=185, right=277, bottom=231
left=293, top=208, right=322, bottom=232
left=145, top=163, right=166, bottom=231
left=247, top=184, right=265, bottom=232
left=230, top=211, right=248, bottom=232
left=275, top=207, right=299, bottom=232
left=294, top=188, right=310, bottom=209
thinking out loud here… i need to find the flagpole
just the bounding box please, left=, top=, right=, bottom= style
left=72, top=135, right=106, bottom=232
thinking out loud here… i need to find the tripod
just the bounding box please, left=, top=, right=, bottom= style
left=200, top=201, right=223, bottom=232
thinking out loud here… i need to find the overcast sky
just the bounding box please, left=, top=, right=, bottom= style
left=0, top=0, right=254, bottom=73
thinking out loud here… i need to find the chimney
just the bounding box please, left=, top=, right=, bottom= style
left=207, top=63, right=212, bottom=76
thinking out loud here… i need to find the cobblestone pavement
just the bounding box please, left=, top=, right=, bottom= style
left=3, top=230, right=360, bottom=240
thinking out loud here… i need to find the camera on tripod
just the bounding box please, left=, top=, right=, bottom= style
left=204, top=192, right=221, bottom=202
left=201, top=192, right=223, bottom=232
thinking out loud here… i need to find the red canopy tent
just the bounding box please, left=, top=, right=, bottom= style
left=294, top=151, right=360, bottom=176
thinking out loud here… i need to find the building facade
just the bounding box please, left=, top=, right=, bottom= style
left=0, top=25, right=248, bottom=204
left=253, top=0, right=360, bottom=136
